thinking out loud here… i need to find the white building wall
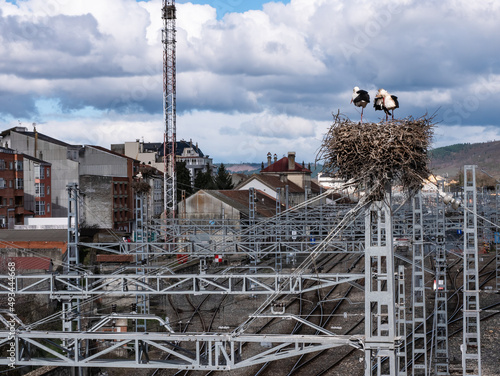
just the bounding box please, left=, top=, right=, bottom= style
left=236, top=180, right=276, bottom=197
left=183, top=191, right=241, bottom=220
left=79, top=147, right=128, bottom=177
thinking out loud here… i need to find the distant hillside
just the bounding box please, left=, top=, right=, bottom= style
left=224, top=162, right=324, bottom=178
left=221, top=141, right=500, bottom=183
left=224, top=163, right=261, bottom=175
left=429, top=140, right=500, bottom=180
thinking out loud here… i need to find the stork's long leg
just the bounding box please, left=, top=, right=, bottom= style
left=361, top=107, right=364, bottom=123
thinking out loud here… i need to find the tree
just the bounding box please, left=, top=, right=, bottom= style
left=214, top=163, right=234, bottom=190
left=176, top=161, right=193, bottom=202
left=194, top=163, right=216, bottom=192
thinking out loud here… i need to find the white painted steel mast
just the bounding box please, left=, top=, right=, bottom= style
left=162, top=0, right=176, bottom=218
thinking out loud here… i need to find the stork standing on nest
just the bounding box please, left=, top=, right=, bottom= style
left=374, top=89, right=399, bottom=121
left=351, top=87, right=370, bottom=123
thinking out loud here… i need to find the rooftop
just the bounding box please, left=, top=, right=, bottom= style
left=261, top=156, right=311, bottom=174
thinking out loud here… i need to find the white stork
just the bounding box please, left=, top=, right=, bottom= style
left=351, top=86, right=370, bottom=123
left=374, top=89, right=399, bottom=121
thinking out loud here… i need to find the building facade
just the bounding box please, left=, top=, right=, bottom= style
left=111, top=139, right=214, bottom=186
left=23, top=155, right=52, bottom=218
left=236, top=152, right=321, bottom=207
left=79, top=146, right=140, bottom=232
left=0, top=127, right=79, bottom=217
left=0, top=147, right=25, bottom=228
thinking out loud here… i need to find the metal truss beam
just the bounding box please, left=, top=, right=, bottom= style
left=0, top=331, right=363, bottom=370
left=78, top=240, right=365, bottom=255
left=0, top=273, right=365, bottom=297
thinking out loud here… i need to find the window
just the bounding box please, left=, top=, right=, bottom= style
left=35, top=201, right=45, bottom=215
left=9, top=162, right=13, bottom=170
left=9, top=198, right=13, bottom=206
left=15, top=179, right=23, bottom=190
left=46, top=168, right=50, bottom=177
left=8, top=180, right=12, bottom=188
left=0, top=160, right=5, bottom=170
left=0, top=178, right=5, bottom=189
left=47, top=186, right=50, bottom=195
left=34, top=165, right=44, bottom=179
left=15, top=161, right=23, bottom=171
left=35, top=183, right=45, bottom=197
left=47, top=204, right=50, bottom=213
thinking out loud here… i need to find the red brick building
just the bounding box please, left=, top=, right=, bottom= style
left=0, top=147, right=25, bottom=228
left=23, top=154, right=52, bottom=218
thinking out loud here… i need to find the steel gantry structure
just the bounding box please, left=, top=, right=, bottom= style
left=0, top=168, right=497, bottom=374
left=0, top=1, right=497, bottom=374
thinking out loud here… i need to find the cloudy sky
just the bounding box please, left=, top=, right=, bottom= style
left=1, top=0, right=500, bottom=163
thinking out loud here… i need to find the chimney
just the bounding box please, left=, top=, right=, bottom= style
left=273, top=153, right=277, bottom=163
left=267, top=152, right=272, bottom=167
left=288, top=152, right=296, bottom=171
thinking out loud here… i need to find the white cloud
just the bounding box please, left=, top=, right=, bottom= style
left=433, top=124, right=500, bottom=148
left=0, top=0, right=499, bottom=162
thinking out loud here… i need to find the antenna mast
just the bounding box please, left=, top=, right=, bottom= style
left=162, top=0, right=176, bottom=218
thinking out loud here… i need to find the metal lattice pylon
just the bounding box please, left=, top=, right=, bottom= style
left=396, top=265, right=408, bottom=376
left=462, top=165, right=482, bottom=376
left=63, top=184, right=81, bottom=335
left=496, top=182, right=500, bottom=292
left=135, top=193, right=149, bottom=331
left=249, top=187, right=257, bottom=273
left=162, top=0, right=176, bottom=218
left=64, top=183, right=82, bottom=376
left=275, top=187, right=283, bottom=271
left=411, top=191, right=428, bottom=376
left=364, top=194, right=397, bottom=376
left=434, top=182, right=449, bottom=375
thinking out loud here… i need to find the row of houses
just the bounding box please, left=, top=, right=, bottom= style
left=0, top=126, right=165, bottom=231
left=0, top=124, right=330, bottom=231
left=181, top=152, right=328, bottom=221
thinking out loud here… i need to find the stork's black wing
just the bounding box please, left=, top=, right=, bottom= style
left=391, top=95, right=399, bottom=109
left=355, top=89, right=370, bottom=104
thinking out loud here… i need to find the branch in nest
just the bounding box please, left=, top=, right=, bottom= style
left=316, top=112, right=435, bottom=202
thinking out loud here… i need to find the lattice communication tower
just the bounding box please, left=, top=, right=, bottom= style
left=162, top=0, right=176, bottom=217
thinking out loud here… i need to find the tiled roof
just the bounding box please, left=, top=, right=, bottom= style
left=3, top=128, right=77, bottom=148
left=310, top=180, right=322, bottom=194
left=235, top=174, right=304, bottom=193
left=22, top=154, right=51, bottom=165
left=206, top=190, right=282, bottom=218
left=9, top=257, right=52, bottom=270
left=261, top=157, right=311, bottom=173
left=157, top=140, right=205, bottom=158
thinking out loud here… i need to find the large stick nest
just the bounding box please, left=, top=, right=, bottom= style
left=317, top=112, right=435, bottom=201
